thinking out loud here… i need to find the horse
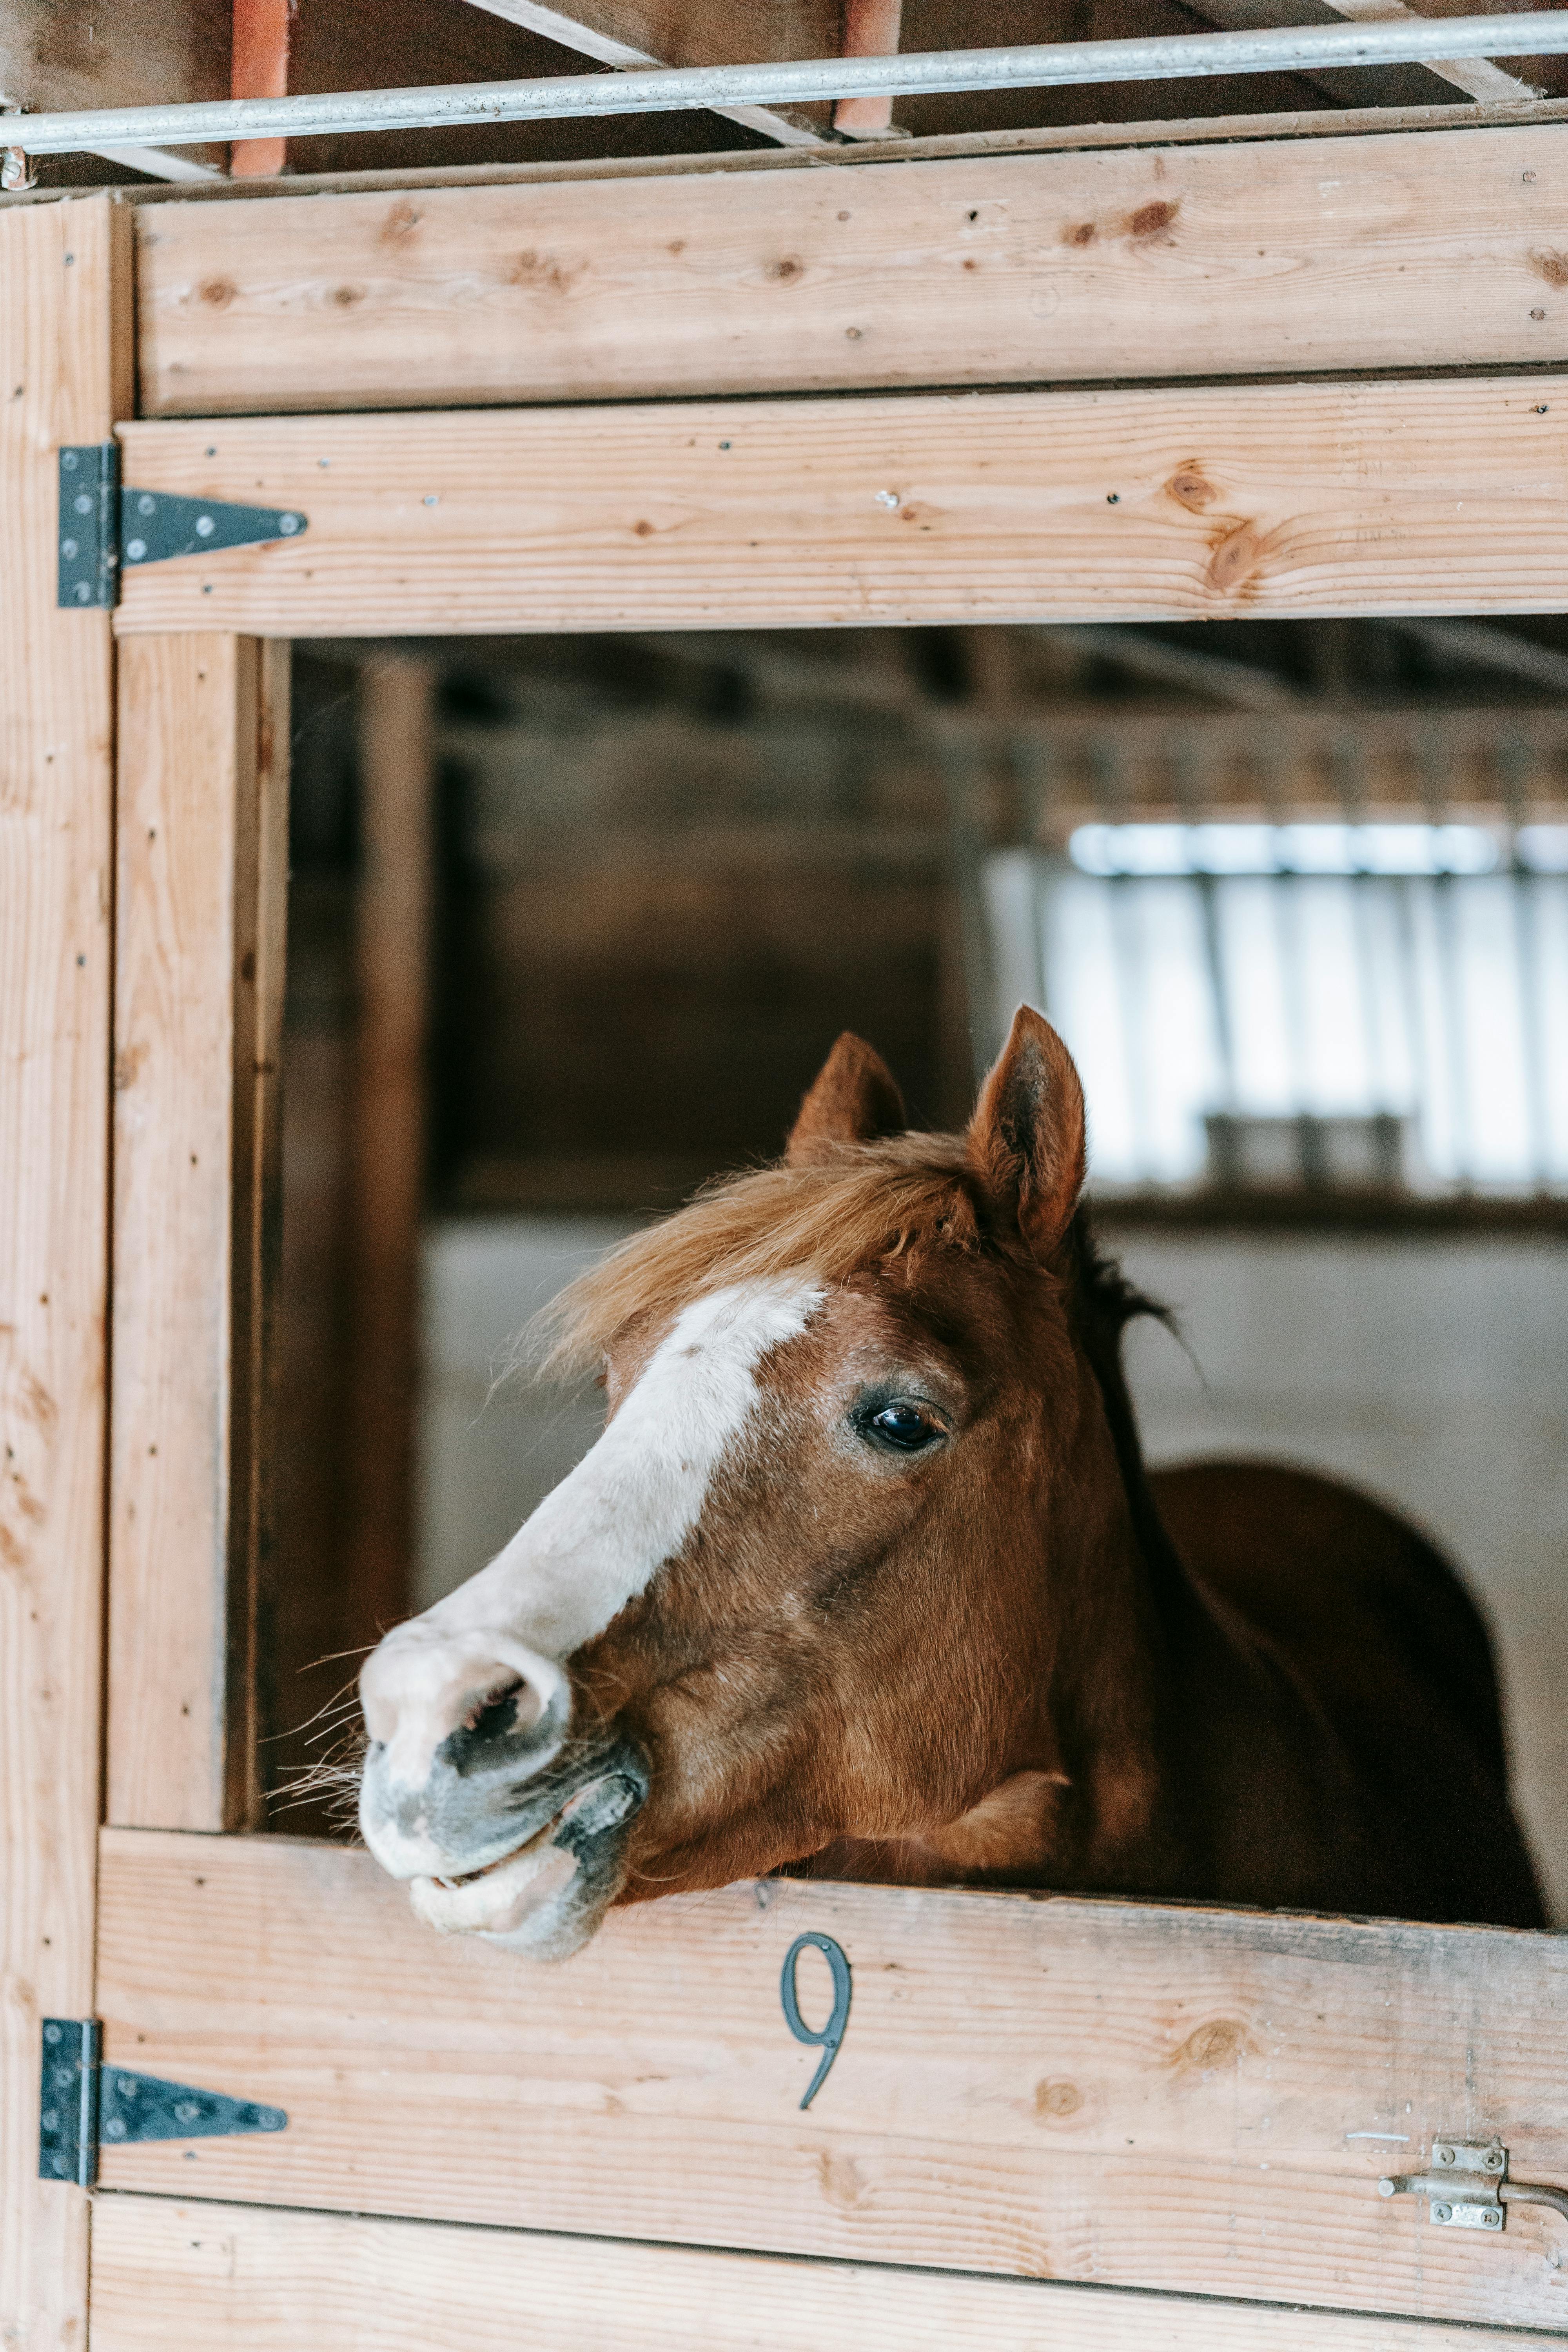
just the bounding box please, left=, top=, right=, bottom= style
left=357, top=1006, right=1545, bottom=1957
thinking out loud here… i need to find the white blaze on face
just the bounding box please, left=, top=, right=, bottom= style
left=426, top=1275, right=825, bottom=1661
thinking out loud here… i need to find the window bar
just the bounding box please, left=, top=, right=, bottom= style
left=939, top=734, right=1002, bottom=1092
left=1014, top=731, right=1057, bottom=1024
left=1499, top=736, right=1553, bottom=1195
left=1172, top=730, right=1239, bottom=1126
left=1261, top=737, right=1314, bottom=1185
left=1093, top=732, right=1156, bottom=1189
left=1334, top=730, right=1401, bottom=1183
left=1420, top=725, right=1475, bottom=1193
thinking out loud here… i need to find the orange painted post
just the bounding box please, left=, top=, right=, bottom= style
left=833, top=0, right=902, bottom=138
left=230, top=0, right=290, bottom=179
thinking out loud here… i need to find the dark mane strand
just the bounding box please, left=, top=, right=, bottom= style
left=1063, top=1210, right=1191, bottom=1598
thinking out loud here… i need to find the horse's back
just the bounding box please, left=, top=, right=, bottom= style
left=1149, top=1459, right=1547, bottom=1928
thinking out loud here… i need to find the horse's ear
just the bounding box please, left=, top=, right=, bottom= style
left=786, top=1033, right=907, bottom=1165
left=967, top=1005, right=1086, bottom=1257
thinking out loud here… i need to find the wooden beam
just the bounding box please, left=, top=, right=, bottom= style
left=835, top=0, right=904, bottom=142
left=0, top=190, right=131, bottom=2352
left=1181, top=0, right=1540, bottom=107
left=113, top=373, right=1568, bottom=638
left=133, top=122, right=1568, bottom=419
left=230, top=0, right=290, bottom=180
left=88, top=2194, right=1566, bottom=2352
left=0, top=0, right=229, bottom=180
left=108, top=635, right=288, bottom=1832
left=94, top=1830, right=1568, bottom=2329
left=342, top=659, right=435, bottom=1657
left=456, top=0, right=839, bottom=143
left=1314, top=1, right=1539, bottom=105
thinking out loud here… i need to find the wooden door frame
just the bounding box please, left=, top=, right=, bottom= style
left=6, top=104, right=1568, bottom=2344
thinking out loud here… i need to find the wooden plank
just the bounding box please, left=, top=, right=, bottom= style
left=87, top=2196, right=1568, bottom=2352
left=0, top=191, right=130, bottom=2352
left=342, top=660, right=434, bottom=1654
left=107, top=635, right=289, bottom=1831
left=95, top=1830, right=1568, bottom=2329
left=114, top=374, right=1568, bottom=638
left=133, top=123, right=1568, bottom=417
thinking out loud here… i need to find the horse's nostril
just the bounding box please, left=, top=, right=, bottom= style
left=461, top=1684, right=522, bottom=1740
left=462, top=1675, right=529, bottom=1742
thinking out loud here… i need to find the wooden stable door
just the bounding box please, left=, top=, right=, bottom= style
left=8, top=138, right=1568, bottom=2345
left=89, top=1834, right=1568, bottom=2342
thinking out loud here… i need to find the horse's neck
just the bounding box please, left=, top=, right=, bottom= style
left=1054, top=1250, right=1358, bottom=1902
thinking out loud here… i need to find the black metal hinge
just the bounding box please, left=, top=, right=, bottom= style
left=39, top=2018, right=287, bottom=2187
left=58, top=443, right=308, bottom=610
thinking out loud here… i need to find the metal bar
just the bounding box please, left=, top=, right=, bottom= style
left=8, top=13, right=1568, bottom=156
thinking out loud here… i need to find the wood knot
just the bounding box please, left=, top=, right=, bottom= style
left=1529, top=247, right=1568, bottom=288
left=1174, top=2017, right=1257, bottom=2072
left=816, top=2151, right=867, bottom=2209
left=197, top=279, right=235, bottom=310
left=1125, top=198, right=1180, bottom=241
left=380, top=201, right=421, bottom=244
left=1063, top=221, right=1096, bottom=248
left=1035, top=2078, right=1083, bottom=2119
left=330, top=284, right=365, bottom=309
left=1167, top=464, right=1218, bottom=512
left=1207, top=520, right=1268, bottom=597
left=768, top=255, right=803, bottom=282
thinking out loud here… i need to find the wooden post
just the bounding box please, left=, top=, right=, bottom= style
left=833, top=0, right=902, bottom=140
left=343, top=657, right=435, bottom=1649
left=230, top=0, right=291, bottom=180
left=0, top=191, right=131, bottom=2352
left=107, top=636, right=289, bottom=1831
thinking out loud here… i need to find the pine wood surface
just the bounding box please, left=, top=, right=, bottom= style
left=108, top=635, right=287, bottom=1833
left=87, top=2194, right=1568, bottom=2352
left=94, top=1830, right=1568, bottom=2329
left=0, top=193, right=131, bottom=2352
left=135, top=123, right=1568, bottom=418
left=113, top=374, right=1568, bottom=637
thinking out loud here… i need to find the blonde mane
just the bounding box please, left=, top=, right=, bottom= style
left=534, top=1134, right=981, bottom=1378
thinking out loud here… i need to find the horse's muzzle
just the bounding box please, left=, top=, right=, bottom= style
left=359, top=1728, right=650, bottom=1955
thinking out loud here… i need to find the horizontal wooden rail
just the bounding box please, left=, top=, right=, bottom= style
left=88, top=2195, right=1568, bottom=2352
left=95, top=1829, right=1568, bottom=2329
left=134, top=122, right=1568, bottom=417
left=114, top=374, right=1568, bottom=636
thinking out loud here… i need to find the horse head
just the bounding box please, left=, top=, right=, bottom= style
left=357, top=1005, right=1152, bottom=1957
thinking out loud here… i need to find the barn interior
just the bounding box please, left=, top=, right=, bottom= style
left=269, top=614, right=1568, bottom=1925
left=12, top=0, right=1566, bottom=1919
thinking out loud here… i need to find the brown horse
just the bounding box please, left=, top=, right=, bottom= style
left=358, top=1007, right=1544, bottom=1957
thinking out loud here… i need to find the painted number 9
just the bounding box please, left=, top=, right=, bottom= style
left=779, top=1932, right=852, bottom=2110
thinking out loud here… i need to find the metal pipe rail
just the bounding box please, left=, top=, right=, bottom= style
left=6, top=11, right=1568, bottom=159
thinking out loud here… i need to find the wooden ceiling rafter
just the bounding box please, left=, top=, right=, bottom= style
left=450, top=0, right=842, bottom=143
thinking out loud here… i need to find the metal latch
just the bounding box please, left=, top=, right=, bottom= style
left=39, top=2018, right=287, bottom=2188
left=58, top=443, right=307, bottom=609
left=1379, top=2138, right=1568, bottom=2235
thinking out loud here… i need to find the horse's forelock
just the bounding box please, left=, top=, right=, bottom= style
left=529, top=1135, right=983, bottom=1381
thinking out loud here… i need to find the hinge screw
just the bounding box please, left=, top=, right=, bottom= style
left=1433, top=2202, right=1452, bottom=2223
left=1439, top=2147, right=1455, bottom=2163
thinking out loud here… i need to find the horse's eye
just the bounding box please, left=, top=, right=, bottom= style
left=864, top=1401, right=940, bottom=1452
